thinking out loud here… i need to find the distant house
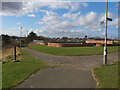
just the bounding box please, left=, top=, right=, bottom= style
left=14, top=37, right=26, bottom=41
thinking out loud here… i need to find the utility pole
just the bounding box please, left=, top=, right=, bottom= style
left=103, top=0, right=108, bottom=65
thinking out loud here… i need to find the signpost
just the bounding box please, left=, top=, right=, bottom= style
left=103, top=0, right=108, bottom=65
left=14, top=46, right=16, bottom=60
left=100, top=0, right=112, bottom=65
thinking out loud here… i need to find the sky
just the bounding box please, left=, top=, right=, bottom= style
left=0, top=1, right=119, bottom=39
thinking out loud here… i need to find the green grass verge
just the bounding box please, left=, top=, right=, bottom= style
left=93, top=61, right=119, bottom=88
left=2, top=48, right=51, bottom=88
left=28, top=45, right=119, bottom=56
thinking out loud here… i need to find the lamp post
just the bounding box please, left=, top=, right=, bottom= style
left=103, top=0, right=108, bottom=65
left=100, top=0, right=112, bottom=65
left=20, top=27, right=23, bottom=48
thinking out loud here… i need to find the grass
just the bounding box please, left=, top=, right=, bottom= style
left=28, top=45, right=119, bottom=56
left=2, top=48, right=51, bottom=89
left=93, top=61, right=119, bottom=88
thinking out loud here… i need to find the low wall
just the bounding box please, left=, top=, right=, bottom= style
left=96, top=43, right=103, bottom=47
left=28, top=41, right=47, bottom=47
left=29, top=41, right=118, bottom=47
left=86, top=40, right=114, bottom=44
left=48, top=43, right=93, bottom=47
left=48, top=43, right=62, bottom=47
left=39, top=42, right=47, bottom=45
left=96, top=44, right=120, bottom=47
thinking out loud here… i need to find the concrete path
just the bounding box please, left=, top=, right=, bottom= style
left=16, top=48, right=119, bottom=88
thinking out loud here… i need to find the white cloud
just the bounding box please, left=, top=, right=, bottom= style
left=70, top=3, right=80, bottom=12
left=28, top=14, right=35, bottom=17
left=62, top=11, right=81, bottom=20
left=0, top=2, right=88, bottom=16
left=91, top=28, right=102, bottom=32
left=10, top=28, right=18, bottom=30
left=37, top=22, right=44, bottom=25
left=77, top=12, right=98, bottom=28
left=82, top=2, right=88, bottom=7
left=17, top=22, right=22, bottom=25
left=38, top=10, right=59, bottom=26
left=40, top=10, right=57, bottom=16
left=108, top=18, right=118, bottom=27
left=1, top=2, right=117, bottom=38
left=35, top=10, right=117, bottom=37
left=63, top=11, right=101, bottom=30
left=71, top=30, right=84, bottom=33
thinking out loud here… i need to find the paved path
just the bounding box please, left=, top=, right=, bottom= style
left=16, top=48, right=119, bottom=88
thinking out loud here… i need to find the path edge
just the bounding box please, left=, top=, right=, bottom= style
left=92, top=69, right=99, bottom=88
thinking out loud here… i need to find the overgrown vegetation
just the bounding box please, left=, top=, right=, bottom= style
left=2, top=34, right=12, bottom=48
left=28, top=45, right=119, bottom=56
left=2, top=55, right=14, bottom=64
left=2, top=48, right=51, bottom=88
left=93, top=61, right=119, bottom=88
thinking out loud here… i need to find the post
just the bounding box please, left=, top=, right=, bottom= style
left=20, top=27, right=23, bottom=48
left=14, top=46, right=16, bottom=60
left=103, top=0, right=108, bottom=65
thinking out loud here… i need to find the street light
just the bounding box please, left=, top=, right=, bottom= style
left=20, top=27, right=23, bottom=48
left=100, top=0, right=112, bottom=65
left=103, top=0, right=108, bottom=65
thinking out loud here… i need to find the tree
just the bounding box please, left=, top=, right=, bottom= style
left=24, top=31, right=37, bottom=44
left=85, top=35, right=87, bottom=40
left=62, top=37, right=68, bottom=40
left=28, top=31, right=37, bottom=41
left=2, top=34, right=12, bottom=46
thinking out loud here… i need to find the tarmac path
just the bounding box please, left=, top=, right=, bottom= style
left=16, top=48, right=119, bottom=88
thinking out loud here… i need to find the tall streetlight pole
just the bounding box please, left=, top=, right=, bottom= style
left=20, top=27, right=23, bottom=48
left=103, top=0, right=108, bottom=65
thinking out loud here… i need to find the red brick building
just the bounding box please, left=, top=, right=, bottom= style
left=48, top=43, right=93, bottom=47
left=85, top=40, right=114, bottom=45
left=29, top=40, right=115, bottom=47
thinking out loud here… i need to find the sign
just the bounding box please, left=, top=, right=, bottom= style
left=107, top=17, right=112, bottom=21
left=100, top=20, right=105, bottom=25
left=100, top=17, right=112, bottom=25
left=16, top=38, right=19, bottom=41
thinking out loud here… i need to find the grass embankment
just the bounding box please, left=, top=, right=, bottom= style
left=93, top=61, right=119, bottom=88
left=2, top=47, right=21, bottom=64
left=28, top=45, right=119, bottom=56
left=2, top=48, right=51, bottom=88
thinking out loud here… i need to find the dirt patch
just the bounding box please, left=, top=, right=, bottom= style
left=2, top=47, right=20, bottom=58
left=2, top=48, right=14, bottom=58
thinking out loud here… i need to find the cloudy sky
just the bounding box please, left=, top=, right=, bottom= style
left=0, top=1, right=118, bottom=38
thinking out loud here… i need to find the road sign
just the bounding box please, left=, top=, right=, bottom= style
left=107, top=17, right=112, bottom=21
left=100, top=17, right=112, bottom=25
left=100, top=20, right=105, bottom=25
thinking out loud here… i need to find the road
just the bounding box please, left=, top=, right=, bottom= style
left=15, top=48, right=118, bottom=88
